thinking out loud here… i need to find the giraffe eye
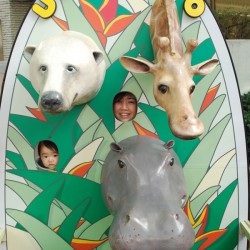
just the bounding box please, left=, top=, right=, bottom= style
left=158, top=84, right=169, bottom=94
left=190, top=85, right=195, bottom=94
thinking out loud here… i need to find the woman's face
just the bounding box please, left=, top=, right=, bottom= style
left=113, top=94, right=137, bottom=122
left=40, top=145, right=59, bottom=169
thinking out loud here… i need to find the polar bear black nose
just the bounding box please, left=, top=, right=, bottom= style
left=40, top=91, right=64, bottom=111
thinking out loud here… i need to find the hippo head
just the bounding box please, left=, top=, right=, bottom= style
left=101, top=135, right=195, bottom=250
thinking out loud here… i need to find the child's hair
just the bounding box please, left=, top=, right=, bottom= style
left=37, top=140, right=58, bottom=157
left=113, top=91, right=136, bottom=105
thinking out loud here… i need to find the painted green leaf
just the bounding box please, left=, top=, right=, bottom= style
left=205, top=180, right=237, bottom=232
left=74, top=220, right=91, bottom=238
left=176, top=0, right=185, bottom=25
left=6, top=179, right=68, bottom=230
left=7, top=209, right=74, bottom=250
left=93, top=123, right=114, bottom=160
left=190, top=185, right=220, bottom=216
left=192, top=65, right=221, bottom=115
left=192, top=38, right=216, bottom=65
left=192, top=38, right=217, bottom=83
left=133, top=23, right=154, bottom=62
left=182, top=21, right=201, bottom=45
left=199, top=95, right=226, bottom=139
left=133, top=73, right=156, bottom=106
left=6, top=180, right=38, bottom=206
left=75, top=119, right=102, bottom=153
left=191, top=149, right=235, bottom=217
left=112, top=121, right=138, bottom=142
left=80, top=215, right=113, bottom=240
left=8, top=125, right=36, bottom=170
left=57, top=198, right=91, bottom=244
left=86, top=160, right=103, bottom=183
left=6, top=160, right=17, bottom=170
left=76, top=104, right=100, bottom=132
left=6, top=151, right=26, bottom=170
left=7, top=170, right=109, bottom=224
left=17, top=74, right=39, bottom=103
left=184, top=114, right=231, bottom=197
left=16, top=177, right=65, bottom=230
left=121, top=76, right=143, bottom=101
left=108, top=6, right=151, bottom=63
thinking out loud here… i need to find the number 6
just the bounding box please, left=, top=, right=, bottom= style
left=184, top=0, right=205, bottom=18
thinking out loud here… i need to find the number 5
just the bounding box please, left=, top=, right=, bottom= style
left=32, top=0, right=56, bottom=19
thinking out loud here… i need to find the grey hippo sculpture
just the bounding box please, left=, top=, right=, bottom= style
left=101, top=135, right=195, bottom=250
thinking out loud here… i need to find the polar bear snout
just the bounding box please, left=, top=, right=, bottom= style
left=40, top=91, right=64, bottom=113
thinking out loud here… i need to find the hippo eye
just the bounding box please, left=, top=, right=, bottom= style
left=169, top=158, right=174, bottom=166
left=158, top=84, right=169, bottom=94
left=118, top=160, right=126, bottom=169
left=67, top=65, right=76, bottom=72
left=40, top=65, right=47, bottom=72
left=190, top=85, right=195, bottom=94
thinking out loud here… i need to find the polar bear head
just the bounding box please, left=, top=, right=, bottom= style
left=24, top=31, right=106, bottom=114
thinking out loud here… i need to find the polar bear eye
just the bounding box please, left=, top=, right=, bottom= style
left=40, top=66, right=47, bottom=72
left=67, top=65, right=76, bottom=72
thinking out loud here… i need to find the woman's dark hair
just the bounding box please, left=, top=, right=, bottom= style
left=113, top=91, right=137, bottom=105
left=37, top=140, right=58, bottom=157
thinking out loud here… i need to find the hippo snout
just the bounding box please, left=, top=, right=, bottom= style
left=109, top=209, right=195, bottom=250
left=40, top=91, right=64, bottom=113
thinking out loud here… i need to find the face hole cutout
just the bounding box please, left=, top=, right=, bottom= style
left=35, top=140, right=59, bottom=171
left=113, top=91, right=138, bottom=122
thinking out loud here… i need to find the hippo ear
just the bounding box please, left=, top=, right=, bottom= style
left=164, top=140, right=175, bottom=150
left=93, top=51, right=104, bottom=65
left=110, top=142, right=123, bottom=152
left=23, top=45, right=36, bottom=62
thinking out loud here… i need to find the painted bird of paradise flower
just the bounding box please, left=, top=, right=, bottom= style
left=52, top=0, right=139, bottom=47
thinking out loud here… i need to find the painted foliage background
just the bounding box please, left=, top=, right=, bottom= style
left=2, top=0, right=248, bottom=249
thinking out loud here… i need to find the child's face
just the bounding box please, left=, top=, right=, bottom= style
left=40, top=145, right=59, bottom=169
left=113, top=94, right=137, bottom=122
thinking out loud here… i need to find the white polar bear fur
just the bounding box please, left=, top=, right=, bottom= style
left=24, top=30, right=106, bottom=113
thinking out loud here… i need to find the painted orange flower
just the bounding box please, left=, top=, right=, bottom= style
left=199, top=83, right=220, bottom=114
left=52, top=0, right=139, bottom=47
left=184, top=198, right=227, bottom=249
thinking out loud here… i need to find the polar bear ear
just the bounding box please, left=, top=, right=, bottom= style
left=23, top=45, right=36, bottom=61
left=93, top=51, right=104, bottom=65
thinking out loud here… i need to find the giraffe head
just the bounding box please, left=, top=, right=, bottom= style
left=120, top=0, right=218, bottom=139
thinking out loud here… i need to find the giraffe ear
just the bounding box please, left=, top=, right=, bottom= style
left=192, top=59, right=218, bottom=75
left=120, top=56, right=155, bottom=74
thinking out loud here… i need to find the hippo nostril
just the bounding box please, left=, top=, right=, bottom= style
left=107, top=196, right=113, bottom=207
left=124, top=215, right=130, bottom=223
